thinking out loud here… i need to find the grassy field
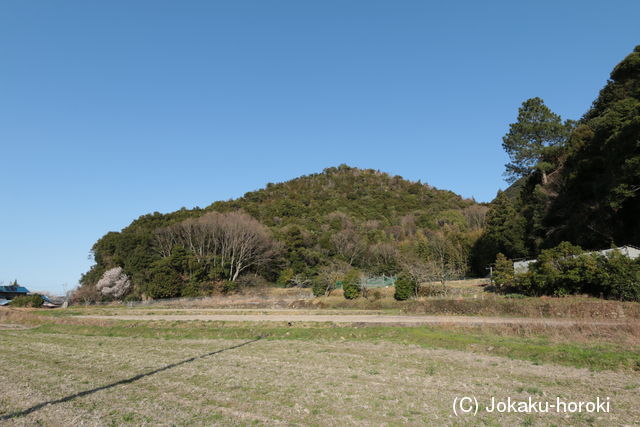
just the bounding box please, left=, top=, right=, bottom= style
left=1, top=305, right=640, bottom=425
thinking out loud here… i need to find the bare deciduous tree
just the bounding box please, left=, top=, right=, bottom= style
left=153, top=211, right=279, bottom=281
left=399, top=254, right=437, bottom=288
left=154, top=227, right=178, bottom=258
left=331, top=228, right=366, bottom=265
left=463, top=205, right=489, bottom=230
left=220, top=211, right=279, bottom=281
left=315, top=262, right=351, bottom=296
left=421, top=232, right=466, bottom=283
left=399, top=214, right=417, bottom=238
left=362, top=219, right=381, bottom=231
left=367, top=242, right=399, bottom=270
left=401, top=232, right=467, bottom=287
left=288, top=273, right=311, bottom=288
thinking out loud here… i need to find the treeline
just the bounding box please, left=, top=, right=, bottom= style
left=471, top=45, right=640, bottom=275
left=74, top=165, right=486, bottom=302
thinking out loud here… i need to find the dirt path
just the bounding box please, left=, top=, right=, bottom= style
left=76, top=313, right=635, bottom=326
left=0, top=323, right=33, bottom=330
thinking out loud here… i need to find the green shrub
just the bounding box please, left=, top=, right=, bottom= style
left=513, top=271, right=536, bottom=295
left=599, top=252, right=640, bottom=301
left=342, top=269, right=362, bottom=299
left=311, top=279, right=327, bottom=297
left=10, top=294, right=45, bottom=308
left=221, top=281, right=238, bottom=294
left=277, top=268, right=295, bottom=287
left=511, top=242, right=640, bottom=301
left=394, top=273, right=417, bottom=301
left=180, top=281, right=202, bottom=298
left=143, top=264, right=183, bottom=299
left=535, top=245, right=599, bottom=296
left=492, top=253, right=514, bottom=290
left=123, top=294, right=141, bottom=303
left=342, top=282, right=360, bottom=299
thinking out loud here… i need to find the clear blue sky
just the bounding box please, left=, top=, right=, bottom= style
left=1, top=1, right=639, bottom=294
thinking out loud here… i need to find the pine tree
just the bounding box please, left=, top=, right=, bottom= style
left=502, top=98, right=572, bottom=184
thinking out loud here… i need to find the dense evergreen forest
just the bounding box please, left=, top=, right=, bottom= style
left=472, top=45, right=640, bottom=273
left=75, top=45, right=640, bottom=302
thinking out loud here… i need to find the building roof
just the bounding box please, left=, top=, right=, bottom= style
left=0, top=285, right=30, bottom=294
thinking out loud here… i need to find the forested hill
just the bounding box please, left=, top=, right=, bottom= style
left=77, top=165, right=485, bottom=301
left=472, top=45, right=640, bottom=273
left=544, top=46, right=640, bottom=248
left=208, top=165, right=472, bottom=227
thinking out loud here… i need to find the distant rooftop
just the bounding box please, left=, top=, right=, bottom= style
left=0, top=285, right=30, bottom=294
left=513, top=245, right=640, bottom=273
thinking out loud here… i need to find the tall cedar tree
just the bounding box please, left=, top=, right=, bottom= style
left=470, top=190, right=527, bottom=274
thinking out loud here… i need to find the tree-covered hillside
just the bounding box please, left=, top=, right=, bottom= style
left=76, top=165, right=486, bottom=301
left=208, top=165, right=469, bottom=227
left=473, top=45, right=640, bottom=273
left=545, top=46, right=640, bottom=248
left=77, top=46, right=640, bottom=302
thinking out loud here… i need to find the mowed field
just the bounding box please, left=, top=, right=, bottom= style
left=1, top=301, right=640, bottom=426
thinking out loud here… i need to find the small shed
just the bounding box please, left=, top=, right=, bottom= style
left=597, top=245, right=640, bottom=259
left=513, top=259, right=536, bottom=274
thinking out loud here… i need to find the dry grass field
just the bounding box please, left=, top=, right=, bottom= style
left=1, top=299, right=640, bottom=426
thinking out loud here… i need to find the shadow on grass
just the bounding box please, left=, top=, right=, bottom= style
left=0, top=336, right=263, bottom=421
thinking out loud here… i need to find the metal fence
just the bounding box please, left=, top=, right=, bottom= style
left=335, top=275, right=396, bottom=289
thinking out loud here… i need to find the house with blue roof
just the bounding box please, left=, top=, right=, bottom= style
left=0, top=283, right=30, bottom=306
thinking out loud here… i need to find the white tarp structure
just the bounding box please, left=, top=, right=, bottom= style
left=513, top=245, right=640, bottom=274
left=513, top=259, right=536, bottom=274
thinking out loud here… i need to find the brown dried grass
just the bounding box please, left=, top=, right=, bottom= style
left=0, top=308, right=113, bottom=327
left=295, top=294, right=640, bottom=319
left=434, top=320, right=640, bottom=346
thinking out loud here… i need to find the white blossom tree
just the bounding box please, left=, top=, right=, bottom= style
left=96, top=267, right=131, bottom=299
